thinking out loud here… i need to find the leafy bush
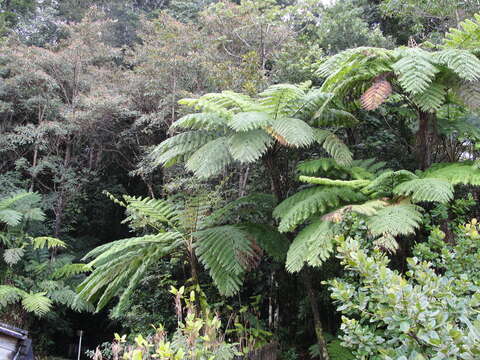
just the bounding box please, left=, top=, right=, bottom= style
left=327, top=224, right=480, bottom=360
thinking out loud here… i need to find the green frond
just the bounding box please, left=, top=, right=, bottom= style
left=52, top=263, right=92, bottom=280
left=259, top=84, right=306, bottom=119
left=151, top=131, right=217, bottom=168
left=423, top=162, right=480, bottom=186
left=268, top=117, right=315, bottom=147
left=294, top=90, right=333, bottom=121
left=108, top=249, right=160, bottom=315
left=367, top=204, right=423, bottom=237
left=443, top=14, right=480, bottom=51
left=413, top=83, right=446, bottom=112
left=347, top=199, right=389, bottom=217
left=393, top=178, right=454, bottom=203
left=314, top=129, right=353, bottom=166
left=363, top=170, right=418, bottom=195
left=195, top=225, right=255, bottom=296
left=180, top=91, right=258, bottom=115
left=122, top=195, right=180, bottom=228
left=185, top=137, right=234, bottom=178
left=0, top=209, right=23, bottom=227
left=433, top=49, right=480, bottom=81
left=171, top=113, right=229, bottom=131
left=78, top=236, right=177, bottom=311
left=21, top=292, right=53, bottom=317
left=3, top=247, right=24, bottom=265
left=299, top=176, right=370, bottom=188
left=229, top=112, right=273, bottom=131
left=0, top=285, right=26, bottom=308
left=228, top=130, right=273, bottom=163
left=285, top=220, right=335, bottom=273
left=32, top=237, right=67, bottom=249
left=392, top=48, right=439, bottom=95
left=297, top=158, right=346, bottom=177
left=83, top=232, right=183, bottom=266
left=274, top=186, right=366, bottom=233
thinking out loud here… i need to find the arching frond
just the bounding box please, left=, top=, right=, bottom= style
left=172, top=113, right=229, bottom=131
left=412, top=83, right=446, bottom=112
left=274, top=186, right=366, bottom=233
left=121, top=195, right=180, bottom=228
left=392, top=48, right=439, bottom=95
left=186, top=137, right=234, bottom=178
left=238, top=223, right=289, bottom=262
left=433, top=49, right=480, bottom=81
left=285, top=220, right=335, bottom=273
left=194, top=225, right=256, bottom=296
left=314, top=129, right=353, bottom=166
left=299, top=176, right=370, bottom=189
left=393, top=178, right=454, bottom=203
left=259, top=84, right=306, bottom=118
left=21, top=292, right=53, bottom=317
left=229, top=111, right=272, bottom=131
left=367, top=204, right=423, bottom=237
left=363, top=170, right=418, bottom=195
left=267, top=117, right=315, bottom=147
left=151, top=131, right=217, bottom=168
left=422, top=162, right=480, bottom=186
left=228, top=130, right=273, bottom=163
left=32, top=237, right=67, bottom=249
left=180, top=91, right=257, bottom=115
left=52, top=263, right=92, bottom=280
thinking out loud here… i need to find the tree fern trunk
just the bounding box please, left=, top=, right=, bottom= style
left=416, top=111, right=436, bottom=170
left=301, top=269, right=330, bottom=360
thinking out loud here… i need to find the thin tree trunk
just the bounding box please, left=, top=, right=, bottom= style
left=301, top=269, right=330, bottom=360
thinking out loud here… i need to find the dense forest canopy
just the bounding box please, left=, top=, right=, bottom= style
left=2, top=1, right=480, bottom=359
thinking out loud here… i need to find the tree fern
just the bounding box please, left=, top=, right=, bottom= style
left=151, top=131, right=217, bottom=168
left=77, top=193, right=289, bottom=311
left=151, top=84, right=355, bottom=179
